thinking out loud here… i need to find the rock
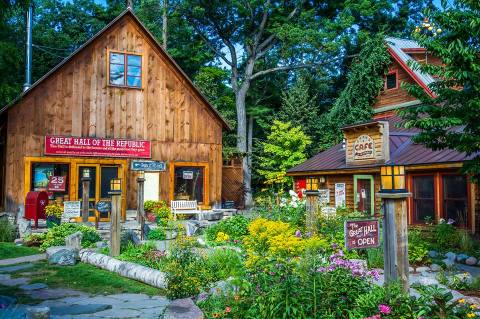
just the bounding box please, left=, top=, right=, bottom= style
left=20, top=283, right=48, bottom=291
left=453, top=272, right=473, bottom=285
left=14, top=238, right=24, bottom=245
left=466, top=257, right=478, bottom=266
left=0, top=274, right=30, bottom=286
left=416, top=266, right=430, bottom=273
left=203, top=211, right=223, bottom=221
left=65, top=231, right=83, bottom=251
left=418, top=276, right=440, bottom=286
left=121, top=229, right=141, bottom=247
left=17, top=218, right=32, bottom=239
left=428, top=250, right=438, bottom=258
left=50, top=304, right=112, bottom=316
left=96, top=241, right=107, bottom=249
left=164, top=298, right=204, bottom=319
left=46, top=246, right=77, bottom=266
left=0, top=263, right=34, bottom=273
left=456, top=254, right=469, bottom=263
left=430, top=264, right=442, bottom=272
left=409, top=266, right=414, bottom=273
left=445, top=252, right=457, bottom=261
left=442, top=258, right=455, bottom=269
left=25, top=306, right=50, bottom=319
left=0, top=295, right=16, bottom=308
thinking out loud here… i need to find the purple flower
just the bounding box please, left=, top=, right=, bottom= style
left=295, top=230, right=302, bottom=238
left=447, top=218, right=455, bottom=225
left=331, top=243, right=338, bottom=249
left=378, top=304, right=391, bottom=314
left=306, top=231, right=312, bottom=238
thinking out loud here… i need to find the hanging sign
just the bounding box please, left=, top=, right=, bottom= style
left=335, top=183, right=346, bottom=207
left=353, top=135, right=375, bottom=160
left=44, top=136, right=151, bottom=158
left=131, top=160, right=166, bottom=172
left=344, top=219, right=380, bottom=250
left=48, top=176, right=66, bottom=192
left=183, top=171, right=194, bottom=180
left=63, top=201, right=81, bottom=219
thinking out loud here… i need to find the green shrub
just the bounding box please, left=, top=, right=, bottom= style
left=118, top=242, right=166, bottom=269
left=408, top=229, right=430, bottom=266
left=40, top=223, right=101, bottom=251
left=366, top=247, right=384, bottom=269
left=205, top=216, right=249, bottom=245
left=144, top=200, right=158, bottom=213
left=147, top=228, right=166, bottom=240
left=205, top=247, right=244, bottom=280
left=0, top=218, right=15, bottom=242
left=24, top=233, right=46, bottom=247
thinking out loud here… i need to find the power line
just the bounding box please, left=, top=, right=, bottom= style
left=32, top=44, right=67, bottom=59
left=32, top=43, right=72, bottom=52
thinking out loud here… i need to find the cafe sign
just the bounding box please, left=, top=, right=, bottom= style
left=353, top=135, right=375, bottom=160
left=44, top=136, right=151, bottom=158
left=344, top=219, right=380, bottom=250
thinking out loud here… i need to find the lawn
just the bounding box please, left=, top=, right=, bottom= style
left=0, top=242, right=40, bottom=260
left=7, top=261, right=163, bottom=296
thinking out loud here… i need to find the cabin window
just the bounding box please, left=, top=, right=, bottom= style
left=108, top=51, right=142, bottom=88
left=412, top=175, right=435, bottom=224
left=442, top=174, right=468, bottom=227
left=306, top=177, right=318, bottom=191
left=31, top=163, right=69, bottom=200
left=385, top=71, right=397, bottom=90
left=173, top=166, right=205, bottom=204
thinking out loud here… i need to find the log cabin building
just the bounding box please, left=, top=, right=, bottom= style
left=0, top=9, right=230, bottom=221
left=288, top=37, right=479, bottom=233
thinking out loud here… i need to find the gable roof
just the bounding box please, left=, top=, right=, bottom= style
left=287, top=116, right=474, bottom=174
left=385, top=37, right=436, bottom=98
left=1, top=8, right=231, bottom=130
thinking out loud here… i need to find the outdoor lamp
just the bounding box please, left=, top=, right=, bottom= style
left=110, top=178, right=122, bottom=194
left=380, top=164, right=406, bottom=193
left=138, top=170, right=145, bottom=180
left=306, top=177, right=319, bottom=191
left=318, top=176, right=326, bottom=184
left=82, top=168, right=90, bottom=179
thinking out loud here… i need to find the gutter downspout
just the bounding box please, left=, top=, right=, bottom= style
left=23, top=4, right=33, bottom=92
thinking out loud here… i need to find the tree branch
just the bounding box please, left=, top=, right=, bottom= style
left=190, top=23, right=233, bottom=67
left=253, top=0, right=271, bottom=50
left=249, top=54, right=357, bottom=81
left=256, top=6, right=298, bottom=53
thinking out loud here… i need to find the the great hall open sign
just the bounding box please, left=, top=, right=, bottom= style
left=44, top=136, right=151, bottom=158
left=344, top=219, right=380, bottom=250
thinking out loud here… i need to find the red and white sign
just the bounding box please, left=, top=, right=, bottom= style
left=353, top=135, right=375, bottom=160
left=345, top=219, right=380, bottom=250
left=44, top=136, right=151, bottom=158
left=48, top=176, right=66, bottom=192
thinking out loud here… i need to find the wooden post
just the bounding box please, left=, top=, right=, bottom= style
left=110, top=193, right=121, bottom=257
left=305, top=191, right=319, bottom=234
left=377, top=192, right=411, bottom=291
left=81, top=177, right=90, bottom=223
left=137, top=173, right=145, bottom=240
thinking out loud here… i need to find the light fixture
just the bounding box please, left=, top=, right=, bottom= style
left=318, top=176, right=326, bottom=184
left=380, top=164, right=406, bottom=193
left=82, top=168, right=90, bottom=179
left=306, top=177, right=319, bottom=191
left=138, top=170, right=145, bottom=180
left=109, top=178, right=122, bottom=194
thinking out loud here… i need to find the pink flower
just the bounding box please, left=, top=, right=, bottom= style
left=378, top=304, right=391, bottom=314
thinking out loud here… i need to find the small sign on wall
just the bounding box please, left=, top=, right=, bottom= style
left=335, top=183, right=346, bottom=207
left=183, top=171, right=194, bottom=180
left=63, top=201, right=81, bottom=219
left=344, top=219, right=380, bottom=250
left=48, top=176, right=66, bottom=192
left=353, top=135, right=375, bottom=160
left=131, top=160, right=166, bottom=172
left=318, top=189, right=330, bottom=206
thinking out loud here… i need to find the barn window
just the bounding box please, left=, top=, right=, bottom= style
left=108, top=51, right=142, bottom=88
left=385, top=70, right=397, bottom=90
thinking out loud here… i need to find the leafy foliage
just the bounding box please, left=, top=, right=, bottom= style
left=257, top=120, right=311, bottom=190
left=400, top=0, right=480, bottom=179
left=0, top=218, right=15, bottom=242
left=40, top=223, right=101, bottom=251
left=205, top=215, right=249, bottom=246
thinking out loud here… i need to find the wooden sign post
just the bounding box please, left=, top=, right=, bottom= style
left=136, top=171, right=145, bottom=240
left=377, top=164, right=410, bottom=292
left=81, top=169, right=91, bottom=223
left=109, top=178, right=122, bottom=257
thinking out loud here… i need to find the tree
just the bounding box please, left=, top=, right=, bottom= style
left=257, top=120, right=311, bottom=192
left=178, top=0, right=366, bottom=206
left=317, top=35, right=391, bottom=150
left=401, top=0, right=480, bottom=178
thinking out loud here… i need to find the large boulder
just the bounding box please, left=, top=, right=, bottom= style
left=442, top=258, right=455, bottom=269
left=456, top=254, right=469, bottom=263
left=65, top=231, right=83, bottom=251
left=17, top=218, right=31, bottom=239
left=46, top=246, right=77, bottom=266
left=164, top=298, right=203, bottom=319
left=465, top=256, right=478, bottom=266
left=445, top=252, right=457, bottom=261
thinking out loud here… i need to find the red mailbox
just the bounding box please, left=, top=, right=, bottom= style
left=25, top=191, right=49, bottom=228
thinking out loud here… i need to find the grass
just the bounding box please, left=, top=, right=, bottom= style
left=6, top=261, right=163, bottom=296
left=0, top=242, right=40, bottom=260
left=0, top=284, right=43, bottom=304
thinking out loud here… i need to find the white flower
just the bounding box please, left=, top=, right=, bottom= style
left=289, top=190, right=297, bottom=197
left=291, top=201, right=298, bottom=208
left=439, top=218, right=445, bottom=224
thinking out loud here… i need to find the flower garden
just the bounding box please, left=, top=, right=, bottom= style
left=17, top=194, right=480, bottom=319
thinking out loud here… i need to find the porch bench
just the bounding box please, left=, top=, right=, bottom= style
left=171, top=200, right=203, bottom=220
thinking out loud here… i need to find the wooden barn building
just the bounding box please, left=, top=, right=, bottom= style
left=288, top=37, right=479, bottom=233
left=0, top=9, right=231, bottom=220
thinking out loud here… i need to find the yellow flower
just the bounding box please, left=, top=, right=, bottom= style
left=467, top=313, right=475, bottom=318
left=459, top=299, right=466, bottom=303
left=471, top=304, right=478, bottom=309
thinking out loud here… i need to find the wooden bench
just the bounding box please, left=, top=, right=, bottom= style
left=171, top=200, right=203, bottom=220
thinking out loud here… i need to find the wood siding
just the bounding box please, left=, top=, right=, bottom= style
left=5, top=14, right=223, bottom=211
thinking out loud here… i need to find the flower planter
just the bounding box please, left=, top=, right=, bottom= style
left=146, top=212, right=156, bottom=222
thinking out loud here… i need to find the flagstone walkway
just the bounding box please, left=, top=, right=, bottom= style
left=0, top=254, right=46, bottom=266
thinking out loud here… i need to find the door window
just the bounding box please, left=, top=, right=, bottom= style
left=78, top=166, right=97, bottom=218
left=412, top=175, right=435, bottom=224
left=173, top=166, right=204, bottom=203
left=443, top=175, right=468, bottom=227
left=356, top=177, right=373, bottom=215
left=100, top=166, right=118, bottom=199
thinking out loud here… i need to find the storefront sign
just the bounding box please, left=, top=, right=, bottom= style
left=131, top=160, right=166, bottom=171
left=44, top=136, right=151, bottom=158
left=318, top=189, right=330, bottom=205
left=48, top=176, right=66, bottom=192
left=344, top=219, right=380, bottom=250
left=353, top=135, right=375, bottom=160
left=183, top=171, right=194, bottom=180
left=63, top=201, right=81, bottom=218
left=96, top=201, right=111, bottom=214
left=335, top=183, right=346, bottom=207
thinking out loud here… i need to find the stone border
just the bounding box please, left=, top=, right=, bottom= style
left=79, top=249, right=167, bottom=289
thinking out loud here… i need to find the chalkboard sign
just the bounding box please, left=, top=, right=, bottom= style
left=96, top=201, right=111, bottom=214
left=222, top=201, right=235, bottom=209
left=131, top=160, right=166, bottom=172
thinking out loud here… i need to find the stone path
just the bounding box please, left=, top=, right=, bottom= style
left=0, top=254, right=46, bottom=266
left=0, top=262, right=170, bottom=319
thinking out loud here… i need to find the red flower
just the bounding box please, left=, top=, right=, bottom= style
left=225, top=306, right=231, bottom=313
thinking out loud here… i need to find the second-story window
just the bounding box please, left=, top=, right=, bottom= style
left=385, top=71, right=397, bottom=90
left=109, top=51, right=142, bottom=88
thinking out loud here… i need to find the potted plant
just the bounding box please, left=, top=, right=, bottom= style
left=144, top=200, right=159, bottom=222
left=45, top=204, right=63, bottom=228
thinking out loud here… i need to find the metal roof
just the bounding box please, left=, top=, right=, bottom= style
left=1, top=9, right=231, bottom=131
left=287, top=117, right=474, bottom=174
